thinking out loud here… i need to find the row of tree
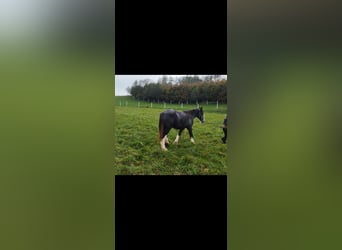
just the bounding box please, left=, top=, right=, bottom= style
left=127, top=76, right=227, bottom=103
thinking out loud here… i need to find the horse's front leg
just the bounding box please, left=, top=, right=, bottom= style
left=187, top=127, right=195, bottom=144
left=174, top=129, right=184, bottom=144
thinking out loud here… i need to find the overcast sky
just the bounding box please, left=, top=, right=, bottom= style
left=115, top=75, right=227, bottom=96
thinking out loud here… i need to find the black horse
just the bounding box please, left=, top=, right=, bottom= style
left=158, top=107, right=204, bottom=151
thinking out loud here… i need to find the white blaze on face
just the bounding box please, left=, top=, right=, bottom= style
left=190, top=137, right=195, bottom=144
left=174, top=134, right=179, bottom=143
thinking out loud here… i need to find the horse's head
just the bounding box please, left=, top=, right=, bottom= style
left=197, top=107, right=204, bottom=123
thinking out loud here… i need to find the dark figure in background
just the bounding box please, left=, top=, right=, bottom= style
left=222, top=115, right=227, bottom=144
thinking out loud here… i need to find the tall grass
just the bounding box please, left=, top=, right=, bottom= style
left=114, top=101, right=228, bottom=175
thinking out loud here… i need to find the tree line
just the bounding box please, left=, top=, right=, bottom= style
left=126, top=75, right=227, bottom=104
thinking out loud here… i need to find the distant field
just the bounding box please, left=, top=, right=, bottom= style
left=114, top=96, right=228, bottom=175
left=114, top=96, right=228, bottom=114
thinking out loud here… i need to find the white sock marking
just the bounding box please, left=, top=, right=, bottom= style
left=174, top=134, right=179, bottom=144
left=160, top=136, right=168, bottom=151
left=190, top=137, right=195, bottom=144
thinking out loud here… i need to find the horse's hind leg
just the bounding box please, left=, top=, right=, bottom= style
left=160, top=127, right=171, bottom=151
left=174, top=129, right=184, bottom=144
left=160, top=136, right=168, bottom=151
left=165, top=135, right=170, bottom=145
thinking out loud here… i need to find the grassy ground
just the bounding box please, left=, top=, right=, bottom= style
left=114, top=97, right=228, bottom=175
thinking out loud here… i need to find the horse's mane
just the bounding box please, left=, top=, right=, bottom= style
left=183, top=108, right=199, bottom=114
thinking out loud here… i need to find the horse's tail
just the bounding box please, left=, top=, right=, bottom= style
left=158, top=116, right=163, bottom=141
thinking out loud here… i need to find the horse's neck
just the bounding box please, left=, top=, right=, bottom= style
left=184, top=110, right=197, bottom=119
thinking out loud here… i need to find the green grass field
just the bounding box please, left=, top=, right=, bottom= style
left=114, top=96, right=228, bottom=175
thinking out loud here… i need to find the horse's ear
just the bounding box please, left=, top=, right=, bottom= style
left=200, top=106, right=203, bottom=111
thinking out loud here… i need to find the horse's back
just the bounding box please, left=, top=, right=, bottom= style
left=160, top=109, right=177, bottom=119
left=160, top=109, right=176, bottom=115
left=159, top=109, right=178, bottom=127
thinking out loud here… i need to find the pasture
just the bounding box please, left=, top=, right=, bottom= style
left=114, top=96, right=228, bottom=175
